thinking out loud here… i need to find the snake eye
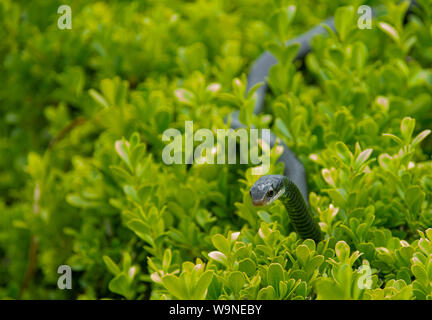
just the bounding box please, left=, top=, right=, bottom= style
left=267, top=189, right=274, bottom=198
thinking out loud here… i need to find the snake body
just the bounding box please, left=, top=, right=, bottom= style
left=238, top=2, right=416, bottom=242
left=249, top=175, right=321, bottom=242
left=237, top=17, right=338, bottom=243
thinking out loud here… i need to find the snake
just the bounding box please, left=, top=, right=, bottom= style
left=250, top=175, right=321, bottom=242
left=241, top=1, right=417, bottom=243
left=237, top=17, right=338, bottom=244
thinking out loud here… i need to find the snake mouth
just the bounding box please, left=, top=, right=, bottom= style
left=251, top=198, right=267, bottom=207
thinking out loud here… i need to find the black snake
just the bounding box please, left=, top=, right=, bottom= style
left=242, top=2, right=416, bottom=243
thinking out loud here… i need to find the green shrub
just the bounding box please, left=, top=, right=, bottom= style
left=1, top=0, right=432, bottom=300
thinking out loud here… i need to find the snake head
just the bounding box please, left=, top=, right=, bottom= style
left=249, top=175, right=286, bottom=207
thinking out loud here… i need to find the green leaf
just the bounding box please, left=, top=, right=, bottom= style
left=103, top=256, right=121, bottom=276
left=126, top=219, right=149, bottom=241
left=115, top=139, right=132, bottom=170
left=351, top=42, right=368, bottom=70
left=335, top=241, right=350, bottom=262
left=324, top=188, right=346, bottom=207
left=246, top=82, right=263, bottom=100
left=161, top=275, right=187, bottom=300
left=378, top=22, right=400, bottom=44
left=335, top=142, right=353, bottom=164
left=122, top=252, right=132, bottom=271
left=228, top=271, right=245, bottom=295
left=257, top=286, right=276, bottom=300
left=334, top=6, right=355, bottom=42
left=155, top=110, right=171, bottom=133
left=211, top=234, right=230, bottom=255
left=109, top=273, right=132, bottom=299
left=175, top=88, right=195, bottom=105
left=316, top=278, right=345, bottom=300
left=123, top=185, right=139, bottom=202
left=412, top=264, right=428, bottom=286
left=400, top=117, right=415, bottom=143
left=27, top=152, right=45, bottom=180
left=193, top=271, right=213, bottom=299
left=162, top=249, right=172, bottom=272
left=382, top=133, right=403, bottom=145
left=268, top=42, right=300, bottom=64
left=100, top=78, right=117, bottom=106
left=295, top=281, right=307, bottom=298
left=110, top=165, right=133, bottom=181
left=238, top=258, right=256, bottom=276
left=355, top=148, right=373, bottom=170
left=268, top=263, right=284, bottom=293
left=405, top=186, right=425, bottom=214
left=285, top=5, right=296, bottom=25
left=412, top=130, right=431, bottom=146
left=328, top=48, right=344, bottom=66
left=89, top=89, right=109, bottom=108
left=308, top=255, right=325, bottom=272
left=295, top=245, right=310, bottom=266
left=208, top=251, right=227, bottom=264
left=257, top=211, right=272, bottom=223
left=66, top=194, right=99, bottom=208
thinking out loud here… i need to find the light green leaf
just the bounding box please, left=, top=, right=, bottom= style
left=228, top=271, right=245, bottom=295
left=161, top=275, right=187, bottom=300
left=211, top=234, right=230, bottom=255
left=379, top=22, right=400, bottom=44
left=193, top=271, right=213, bottom=299
left=334, top=6, right=355, bottom=41
left=103, top=256, right=121, bottom=276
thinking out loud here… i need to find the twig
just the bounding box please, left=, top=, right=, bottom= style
left=48, top=117, right=88, bottom=150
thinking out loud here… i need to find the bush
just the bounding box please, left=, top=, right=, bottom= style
left=1, top=0, right=432, bottom=300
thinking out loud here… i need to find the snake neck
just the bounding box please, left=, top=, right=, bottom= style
left=280, top=177, right=322, bottom=243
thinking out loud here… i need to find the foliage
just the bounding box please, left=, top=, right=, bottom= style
left=1, top=0, right=432, bottom=300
